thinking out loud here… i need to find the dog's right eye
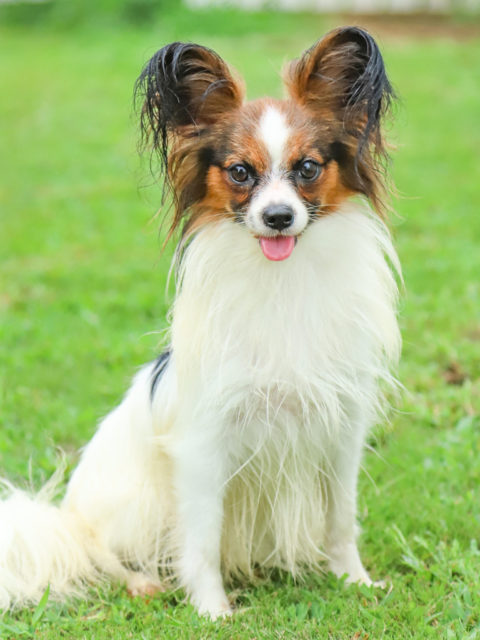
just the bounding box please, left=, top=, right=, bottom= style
left=228, top=164, right=250, bottom=184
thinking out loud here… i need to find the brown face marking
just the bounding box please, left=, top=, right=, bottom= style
left=205, top=165, right=251, bottom=212
left=277, top=103, right=355, bottom=216
left=178, top=89, right=385, bottom=236
left=313, top=160, right=356, bottom=213
left=188, top=100, right=275, bottom=229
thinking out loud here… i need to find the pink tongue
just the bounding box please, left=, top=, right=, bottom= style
left=259, top=236, right=296, bottom=261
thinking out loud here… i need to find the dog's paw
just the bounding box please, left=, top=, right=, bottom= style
left=343, top=570, right=372, bottom=586
left=341, top=571, right=388, bottom=590
left=327, top=541, right=381, bottom=588
left=195, top=592, right=232, bottom=620
left=371, top=579, right=388, bottom=589
left=126, top=572, right=165, bottom=597
left=329, top=558, right=371, bottom=586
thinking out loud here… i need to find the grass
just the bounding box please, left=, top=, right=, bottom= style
left=1, top=7, right=480, bottom=639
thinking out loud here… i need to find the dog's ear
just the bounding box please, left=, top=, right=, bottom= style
left=285, top=27, right=394, bottom=155
left=136, top=42, right=244, bottom=163
left=285, top=27, right=395, bottom=215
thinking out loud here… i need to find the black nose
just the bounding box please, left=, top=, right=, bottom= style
left=262, top=205, right=294, bottom=231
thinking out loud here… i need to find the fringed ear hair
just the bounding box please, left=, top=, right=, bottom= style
left=135, top=42, right=244, bottom=172
left=285, top=27, right=395, bottom=214
left=134, top=42, right=244, bottom=237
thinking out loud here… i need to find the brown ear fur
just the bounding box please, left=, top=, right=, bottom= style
left=135, top=43, right=244, bottom=237
left=285, top=27, right=395, bottom=215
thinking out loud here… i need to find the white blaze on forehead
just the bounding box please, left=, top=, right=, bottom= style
left=259, top=106, right=290, bottom=171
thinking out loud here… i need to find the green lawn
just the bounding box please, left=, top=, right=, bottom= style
left=1, top=9, right=479, bottom=639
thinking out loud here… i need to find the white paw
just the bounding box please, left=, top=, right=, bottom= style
left=372, top=579, right=388, bottom=589
left=332, top=566, right=387, bottom=589
left=344, top=572, right=372, bottom=586
left=329, top=559, right=371, bottom=585
left=126, top=572, right=165, bottom=597
left=327, top=541, right=379, bottom=587
left=195, top=593, right=232, bottom=620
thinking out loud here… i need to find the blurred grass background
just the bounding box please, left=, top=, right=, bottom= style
left=0, top=2, right=479, bottom=638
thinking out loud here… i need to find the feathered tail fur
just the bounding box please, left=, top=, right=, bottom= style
left=0, top=471, right=96, bottom=609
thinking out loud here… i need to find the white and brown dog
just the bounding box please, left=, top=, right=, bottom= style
left=0, top=27, right=400, bottom=619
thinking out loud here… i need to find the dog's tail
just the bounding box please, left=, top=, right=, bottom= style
left=0, top=467, right=97, bottom=610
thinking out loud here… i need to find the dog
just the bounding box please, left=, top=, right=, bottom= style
left=0, top=27, right=400, bottom=619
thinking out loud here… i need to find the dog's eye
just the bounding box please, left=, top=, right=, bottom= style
left=298, top=159, right=321, bottom=181
left=229, top=164, right=250, bottom=184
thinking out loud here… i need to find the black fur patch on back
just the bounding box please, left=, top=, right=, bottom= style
left=150, top=348, right=171, bottom=401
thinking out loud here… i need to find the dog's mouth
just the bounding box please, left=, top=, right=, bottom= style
left=259, top=236, right=297, bottom=261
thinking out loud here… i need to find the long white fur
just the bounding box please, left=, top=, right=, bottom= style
left=0, top=205, right=400, bottom=617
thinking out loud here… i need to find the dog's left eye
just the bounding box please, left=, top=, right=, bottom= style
left=298, top=159, right=321, bottom=181
left=228, top=164, right=250, bottom=184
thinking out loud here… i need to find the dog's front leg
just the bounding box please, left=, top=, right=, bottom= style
left=324, top=408, right=374, bottom=586
left=172, top=418, right=231, bottom=619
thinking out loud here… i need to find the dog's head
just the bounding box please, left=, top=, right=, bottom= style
left=135, top=28, right=395, bottom=261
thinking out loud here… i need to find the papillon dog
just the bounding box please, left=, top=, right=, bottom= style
left=0, top=26, right=401, bottom=619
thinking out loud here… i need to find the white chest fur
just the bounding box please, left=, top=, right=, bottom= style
left=172, top=207, right=400, bottom=425
left=165, top=207, right=401, bottom=578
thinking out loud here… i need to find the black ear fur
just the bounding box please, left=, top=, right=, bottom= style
left=135, top=42, right=243, bottom=169
left=332, top=27, right=394, bottom=155
left=287, top=26, right=395, bottom=157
